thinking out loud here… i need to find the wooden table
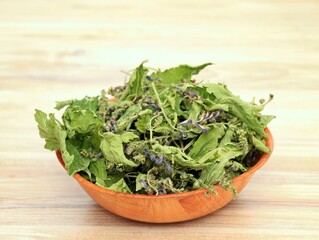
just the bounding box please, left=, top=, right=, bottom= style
left=1, top=0, right=318, bottom=239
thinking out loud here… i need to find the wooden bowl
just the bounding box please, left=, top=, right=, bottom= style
left=55, top=128, right=273, bottom=223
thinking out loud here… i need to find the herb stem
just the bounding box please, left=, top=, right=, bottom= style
left=149, top=115, right=158, bottom=143
left=183, top=138, right=196, bottom=152
left=151, top=82, right=176, bottom=130
left=147, top=169, right=158, bottom=195
left=172, top=140, right=180, bottom=148
left=179, top=139, right=184, bottom=151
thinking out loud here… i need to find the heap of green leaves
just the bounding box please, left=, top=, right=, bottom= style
left=35, top=62, right=274, bottom=195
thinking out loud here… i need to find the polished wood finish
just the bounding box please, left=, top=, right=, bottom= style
left=1, top=0, right=319, bottom=238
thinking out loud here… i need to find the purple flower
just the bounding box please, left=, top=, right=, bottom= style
left=194, top=122, right=208, bottom=133
left=139, top=179, right=148, bottom=191
left=158, top=185, right=164, bottom=195
left=211, top=109, right=223, bottom=119
left=201, top=112, right=212, bottom=121
left=151, top=104, right=160, bottom=111
left=200, top=110, right=224, bottom=122
left=177, top=119, right=192, bottom=127
left=150, top=154, right=157, bottom=162
left=141, top=148, right=149, bottom=154
left=183, top=91, right=199, bottom=100
left=149, top=154, right=164, bottom=165
left=164, top=161, right=173, bottom=174
left=154, top=155, right=164, bottom=165
left=192, top=110, right=225, bottom=127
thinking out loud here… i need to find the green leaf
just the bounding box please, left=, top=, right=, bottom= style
left=133, top=154, right=146, bottom=164
left=189, top=125, right=225, bottom=159
left=116, top=104, right=142, bottom=132
left=94, top=173, right=126, bottom=190
left=153, top=125, right=171, bottom=134
left=89, top=129, right=103, bottom=150
left=203, top=83, right=269, bottom=136
left=35, top=109, right=62, bottom=150
left=165, top=92, right=178, bottom=111
left=260, top=115, right=276, bottom=128
left=173, top=94, right=185, bottom=117
left=251, top=135, right=270, bottom=153
left=136, top=173, right=148, bottom=192
left=35, top=110, right=75, bottom=171
left=55, top=100, right=74, bottom=111
left=151, top=63, right=212, bottom=84
left=104, top=173, right=123, bottom=186
left=62, top=106, right=103, bottom=135
left=100, top=132, right=137, bottom=167
left=65, top=141, right=90, bottom=176
left=219, top=127, right=235, bottom=147
left=96, top=177, right=107, bottom=188
left=119, top=61, right=148, bottom=101
left=55, top=96, right=99, bottom=111
left=89, top=159, right=107, bottom=181
left=199, top=143, right=243, bottom=185
left=152, top=143, right=205, bottom=170
left=187, top=101, right=202, bottom=121
left=120, top=132, right=139, bottom=143
left=227, top=161, right=247, bottom=172
left=107, top=178, right=132, bottom=193
left=135, top=113, right=152, bottom=133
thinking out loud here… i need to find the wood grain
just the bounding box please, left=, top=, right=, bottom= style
left=1, top=0, right=319, bottom=239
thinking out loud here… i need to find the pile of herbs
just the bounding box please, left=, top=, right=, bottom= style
left=35, top=62, right=274, bottom=195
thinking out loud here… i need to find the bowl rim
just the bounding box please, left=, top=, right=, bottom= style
left=55, top=128, right=273, bottom=199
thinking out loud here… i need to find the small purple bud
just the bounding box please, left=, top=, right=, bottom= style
left=164, top=161, right=173, bottom=174
left=151, top=104, right=160, bottom=111
left=95, top=153, right=103, bottom=159
left=158, top=185, right=164, bottom=195
left=154, top=155, right=164, bottom=165
left=194, top=122, right=208, bottom=133
left=139, top=179, right=148, bottom=191
left=211, top=109, right=223, bottom=120
left=150, top=154, right=156, bottom=162
left=141, top=148, right=148, bottom=154
left=202, top=112, right=212, bottom=121
left=177, top=119, right=192, bottom=127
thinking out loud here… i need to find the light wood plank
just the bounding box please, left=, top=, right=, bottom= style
left=1, top=0, right=319, bottom=239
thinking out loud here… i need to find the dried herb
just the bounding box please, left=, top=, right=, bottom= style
left=35, top=62, right=274, bottom=195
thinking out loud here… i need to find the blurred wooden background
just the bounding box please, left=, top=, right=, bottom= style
left=0, top=0, right=318, bottom=239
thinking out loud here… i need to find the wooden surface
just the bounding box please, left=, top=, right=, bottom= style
left=1, top=0, right=319, bottom=239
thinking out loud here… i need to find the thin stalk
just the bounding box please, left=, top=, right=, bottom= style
left=151, top=82, right=176, bottom=130
left=149, top=114, right=159, bottom=143
left=172, top=140, right=180, bottom=148
left=147, top=169, right=158, bottom=195
left=183, top=138, right=196, bottom=152
left=179, top=139, right=184, bottom=151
